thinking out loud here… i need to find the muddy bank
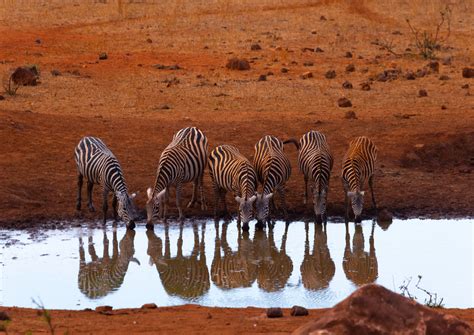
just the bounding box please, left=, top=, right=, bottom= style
left=1, top=305, right=473, bottom=334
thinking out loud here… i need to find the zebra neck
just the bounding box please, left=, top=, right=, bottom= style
left=154, top=166, right=176, bottom=193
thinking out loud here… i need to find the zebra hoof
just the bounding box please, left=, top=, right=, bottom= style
left=242, top=223, right=250, bottom=231
left=127, top=221, right=136, bottom=230
left=146, top=222, right=154, bottom=230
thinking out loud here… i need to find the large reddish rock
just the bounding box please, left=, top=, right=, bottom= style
left=293, top=284, right=472, bottom=335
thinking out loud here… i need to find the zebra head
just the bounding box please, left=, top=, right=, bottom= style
left=235, top=195, right=257, bottom=230
left=347, top=190, right=365, bottom=223
left=146, top=187, right=166, bottom=228
left=115, top=192, right=137, bottom=229
left=313, top=188, right=327, bottom=224
left=255, top=193, right=273, bottom=224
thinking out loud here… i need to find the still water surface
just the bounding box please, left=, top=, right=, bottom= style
left=0, top=219, right=472, bottom=309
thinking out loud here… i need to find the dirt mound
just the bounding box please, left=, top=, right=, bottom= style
left=400, top=132, right=474, bottom=169
left=293, top=284, right=472, bottom=335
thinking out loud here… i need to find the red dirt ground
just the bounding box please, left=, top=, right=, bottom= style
left=0, top=0, right=473, bottom=332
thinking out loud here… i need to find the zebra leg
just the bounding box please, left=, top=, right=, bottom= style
left=304, top=176, right=308, bottom=205
left=87, top=181, right=95, bottom=212
left=199, top=175, right=207, bottom=211
left=369, top=175, right=377, bottom=211
left=76, top=174, right=83, bottom=211
left=213, top=186, right=220, bottom=219
left=176, top=183, right=184, bottom=221
left=343, top=181, right=349, bottom=223
left=279, top=186, right=288, bottom=218
left=112, top=194, right=118, bottom=221
left=187, top=180, right=198, bottom=208
left=102, top=189, right=109, bottom=225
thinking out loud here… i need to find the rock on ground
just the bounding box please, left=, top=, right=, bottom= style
left=293, top=284, right=472, bottom=335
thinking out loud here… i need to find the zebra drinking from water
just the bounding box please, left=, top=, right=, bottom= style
left=253, top=135, right=292, bottom=226
left=208, top=145, right=257, bottom=230
left=285, top=131, right=333, bottom=223
left=341, top=136, right=377, bottom=223
left=146, top=127, right=208, bottom=227
left=75, top=136, right=137, bottom=229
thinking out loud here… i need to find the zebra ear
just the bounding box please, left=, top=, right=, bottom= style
left=360, top=191, right=365, bottom=196
left=130, top=192, right=137, bottom=199
left=265, top=193, right=273, bottom=200
left=249, top=195, right=257, bottom=203
left=347, top=191, right=356, bottom=197
left=235, top=196, right=242, bottom=203
left=147, top=187, right=153, bottom=200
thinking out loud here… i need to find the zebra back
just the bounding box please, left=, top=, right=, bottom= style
left=298, top=131, right=333, bottom=192
left=75, top=136, right=128, bottom=194
left=341, top=136, right=377, bottom=191
left=209, top=145, right=257, bottom=199
left=152, top=127, right=208, bottom=194
left=253, top=135, right=291, bottom=194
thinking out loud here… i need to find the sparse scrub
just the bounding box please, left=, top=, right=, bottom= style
left=371, top=38, right=402, bottom=57
left=2, top=72, right=21, bottom=96
left=406, top=5, right=451, bottom=59
left=399, top=275, right=445, bottom=308
left=32, top=298, right=55, bottom=334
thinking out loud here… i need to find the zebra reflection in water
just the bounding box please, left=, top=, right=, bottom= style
left=253, top=225, right=293, bottom=292
left=147, top=223, right=210, bottom=299
left=300, top=222, right=335, bottom=290
left=343, top=222, right=378, bottom=286
left=78, top=229, right=139, bottom=299
left=211, top=222, right=293, bottom=292
left=211, top=222, right=257, bottom=289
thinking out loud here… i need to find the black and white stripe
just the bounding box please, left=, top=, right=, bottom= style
left=253, top=136, right=292, bottom=224
left=291, top=131, right=333, bottom=223
left=341, top=136, right=377, bottom=223
left=146, top=223, right=210, bottom=298
left=146, top=127, right=208, bottom=226
left=75, top=136, right=137, bottom=228
left=208, top=145, right=257, bottom=229
left=78, top=229, right=139, bottom=299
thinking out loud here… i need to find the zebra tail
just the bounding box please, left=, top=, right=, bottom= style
left=283, top=138, right=300, bottom=150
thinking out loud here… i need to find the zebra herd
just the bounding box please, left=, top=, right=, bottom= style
left=75, top=127, right=378, bottom=230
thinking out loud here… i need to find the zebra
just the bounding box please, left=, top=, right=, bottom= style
left=146, top=223, right=210, bottom=298
left=300, top=221, right=335, bottom=290
left=75, top=136, right=137, bottom=229
left=285, top=131, right=333, bottom=223
left=253, top=224, right=293, bottom=292
left=343, top=222, right=378, bottom=286
left=208, top=145, right=257, bottom=230
left=211, top=222, right=257, bottom=289
left=253, top=135, right=292, bottom=226
left=78, top=229, right=139, bottom=299
left=341, top=136, right=377, bottom=223
left=146, top=127, right=208, bottom=227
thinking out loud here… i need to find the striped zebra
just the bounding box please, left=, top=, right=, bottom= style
left=343, top=222, right=378, bottom=286
left=341, top=136, right=377, bottom=223
left=300, top=221, right=335, bottom=290
left=285, top=131, right=333, bottom=223
left=208, top=145, right=257, bottom=230
left=146, top=127, right=208, bottom=227
left=78, top=229, right=139, bottom=299
left=253, top=135, right=292, bottom=225
left=253, top=224, right=293, bottom=292
left=211, top=222, right=257, bottom=289
left=75, top=136, right=137, bottom=229
left=147, top=223, right=210, bottom=298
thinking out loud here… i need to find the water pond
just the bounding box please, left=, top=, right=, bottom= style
left=0, top=219, right=472, bottom=310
